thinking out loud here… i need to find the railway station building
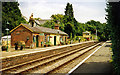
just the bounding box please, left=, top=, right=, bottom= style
left=83, top=31, right=91, bottom=41
left=10, top=23, right=68, bottom=48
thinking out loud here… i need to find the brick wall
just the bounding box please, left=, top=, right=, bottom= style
left=11, top=26, right=32, bottom=47
left=39, top=35, right=45, bottom=47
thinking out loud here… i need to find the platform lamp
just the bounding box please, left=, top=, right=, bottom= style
left=6, top=22, right=9, bottom=52
left=6, top=28, right=9, bottom=52
left=96, top=29, right=97, bottom=41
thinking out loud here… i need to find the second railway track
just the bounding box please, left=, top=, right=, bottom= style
left=1, top=42, right=102, bottom=74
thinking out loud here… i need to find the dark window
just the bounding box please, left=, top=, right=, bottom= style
left=86, top=33, right=89, bottom=35
left=33, top=36, right=36, bottom=42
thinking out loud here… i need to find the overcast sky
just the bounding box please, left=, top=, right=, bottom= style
left=18, top=0, right=106, bottom=23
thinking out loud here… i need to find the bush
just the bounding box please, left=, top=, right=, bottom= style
left=14, top=42, right=18, bottom=50
left=60, top=41, right=65, bottom=45
left=2, top=46, right=7, bottom=51
left=19, top=41, right=25, bottom=50
left=20, top=45, right=23, bottom=50
left=45, top=41, right=51, bottom=47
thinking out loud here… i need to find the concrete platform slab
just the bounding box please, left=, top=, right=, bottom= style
left=71, top=41, right=113, bottom=75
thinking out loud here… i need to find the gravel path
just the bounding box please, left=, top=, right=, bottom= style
left=71, top=41, right=113, bottom=75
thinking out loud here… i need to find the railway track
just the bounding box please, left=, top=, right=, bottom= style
left=1, top=42, right=101, bottom=74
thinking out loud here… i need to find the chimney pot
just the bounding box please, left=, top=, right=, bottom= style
left=55, top=24, right=59, bottom=30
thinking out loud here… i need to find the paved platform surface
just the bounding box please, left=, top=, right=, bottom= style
left=71, top=41, right=113, bottom=75
left=1, top=41, right=93, bottom=58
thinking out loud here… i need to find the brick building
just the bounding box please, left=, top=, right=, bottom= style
left=10, top=24, right=68, bottom=48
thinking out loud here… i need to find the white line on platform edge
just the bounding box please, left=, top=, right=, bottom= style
left=66, top=42, right=106, bottom=75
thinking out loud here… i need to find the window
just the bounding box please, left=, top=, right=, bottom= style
left=86, top=33, right=89, bottom=35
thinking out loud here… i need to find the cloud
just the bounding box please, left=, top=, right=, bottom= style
left=18, top=0, right=106, bottom=23
left=19, top=1, right=66, bottom=20
left=73, top=2, right=106, bottom=23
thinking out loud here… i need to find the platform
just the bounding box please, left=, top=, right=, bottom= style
left=71, top=41, right=113, bottom=75
left=1, top=41, right=94, bottom=59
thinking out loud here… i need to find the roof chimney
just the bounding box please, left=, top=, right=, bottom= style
left=55, top=20, right=59, bottom=30
left=55, top=24, right=59, bottom=30
left=29, top=13, right=35, bottom=27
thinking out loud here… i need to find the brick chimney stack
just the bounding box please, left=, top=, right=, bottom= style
left=55, top=24, right=59, bottom=30
left=29, top=13, right=35, bottom=27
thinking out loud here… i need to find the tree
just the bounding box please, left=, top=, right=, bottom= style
left=43, top=2, right=107, bottom=42
left=51, top=14, right=65, bottom=31
left=64, top=3, right=75, bottom=38
left=42, top=3, right=76, bottom=37
left=64, top=22, right=74, bottom=37
left=2, top=2, right=27, bottom=35
left=42, top=14, right=65, bottom=31
left=106, top=1, right=120, bottom=75
left=34, top=17, right=42, bottom=20
left=85, top=20, right=107, bottom=41
left=65, top=3, right=74, bottom=18
left=42, top=20, right=55, bottom=29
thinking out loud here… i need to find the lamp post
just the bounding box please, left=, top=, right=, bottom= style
left=6, top=28, right=9, bottom=52
left=96, top=29, right=97, bottom=41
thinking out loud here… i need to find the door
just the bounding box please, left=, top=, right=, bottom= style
left=65, top=37, right=67, bottom=44
left=36, top=35, right=39, bottom=47
left=54, top=36, right=56, bottom=46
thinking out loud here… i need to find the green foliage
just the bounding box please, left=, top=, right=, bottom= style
left=106, top=2, right=120, bottom=75
left=85, top=20, right=107, bottom=41
left=2, top=2, right=27, bottom=35
left=42, top=2, right=108, bottom=42
left=65, top=3, right=74, bottom=18
left=45, top=41, right=51, bottom=45
left=42, top=3, right=89, bottom=38
left=64, top=23, right=74, bottom=37
left=42, top=14, right=65, bottom=31
left=60, top=41, right=65, bottom=45
left=42, top=20, right=55, bottom=29
left=64, top=3, right=76, bottom=38
left=2, top=45, right=7, bottom=51
left=34, top=17, right=41, bottom=20
left=51, top=14, right=65, bottom=31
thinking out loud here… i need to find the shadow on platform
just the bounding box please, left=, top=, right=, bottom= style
left=105, top=45, right=111, bottom=47
left=71, top=62, right=113, bottom=75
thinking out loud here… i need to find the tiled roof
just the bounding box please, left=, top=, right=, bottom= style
left=35, top=19, right=51, bottom=25
left=11, top=24, right=68, bottom=36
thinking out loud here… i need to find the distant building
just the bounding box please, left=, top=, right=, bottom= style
left=10, top=24, right=68, bottom=48
left=83, top=31, right=91, bottom=41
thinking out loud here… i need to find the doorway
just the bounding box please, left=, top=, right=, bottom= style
left=36, top=35, right=39, bottom=47
left=54, top=36, right=56, bottom=46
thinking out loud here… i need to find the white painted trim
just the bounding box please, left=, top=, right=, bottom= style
left=66, top=42, right=106, bottom=75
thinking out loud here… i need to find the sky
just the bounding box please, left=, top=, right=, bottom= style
left=18, top=0, right=106, bottom=23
